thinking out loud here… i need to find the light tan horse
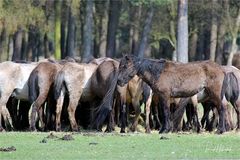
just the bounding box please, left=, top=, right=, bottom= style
left=54, top=62, right=99, bottom=131
left=0, top=61, right=39, bottom=131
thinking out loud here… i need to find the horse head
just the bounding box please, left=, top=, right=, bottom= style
left=117, top=54, right=141, bottom=87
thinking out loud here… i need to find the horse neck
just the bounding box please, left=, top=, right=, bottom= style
left=136, top=59, right=164, bottom=88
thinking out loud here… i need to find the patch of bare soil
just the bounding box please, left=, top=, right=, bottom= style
left=89, top=142, right=98, bottom=145
left=0, top=146, right=16, bottom=152
left=160, top=136, right=169, bottom=140
left=46, top=132, right=59, bottom=139
left=59, top=134, right=74, bottom=141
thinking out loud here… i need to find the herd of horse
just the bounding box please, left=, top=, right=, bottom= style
left=0, top=55, right=240, bottom=134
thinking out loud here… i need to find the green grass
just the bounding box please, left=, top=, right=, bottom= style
left=1, top=131, right=240, bottom=160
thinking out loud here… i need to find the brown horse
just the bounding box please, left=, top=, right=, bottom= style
left=118, top=75, right=153, bottom=133
left=28, top=60, right=66, bottom=131
left=117, top=55, right=227, bottom=134
left=174, top=66, right=240, bottom=132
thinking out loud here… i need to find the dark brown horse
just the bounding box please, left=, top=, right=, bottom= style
left=117, top=55, right=227, bottom=134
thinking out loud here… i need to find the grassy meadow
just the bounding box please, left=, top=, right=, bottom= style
left=0, top=131, right=240, bottom=160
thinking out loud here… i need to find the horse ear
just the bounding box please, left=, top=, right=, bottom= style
left=125, top=55, right=130, bottom=60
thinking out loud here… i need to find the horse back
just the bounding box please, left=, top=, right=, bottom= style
left=158, top=61, right=224, bottom=98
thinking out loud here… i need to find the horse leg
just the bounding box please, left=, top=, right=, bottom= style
left=119, top=93, right=127, bottom=133
left=37, top=105, right=45, bottom=131
left=0, top=106, right=4, bottom=131
left=232, top=97, right=240, bottom=130
left=1, top=104, right=13, bottom=131
left=159, top=98, right=171, bottom=133
left=6, top=97, right=18, bottom=129
left=191, top=96, right=201, bottom=133
left=30, top=95, right=47, bottom=131
left=201, top=102, right=211, bottom=129
left=67, top=100, right=79, bottom=132
left=216, top=98, right=227, bottom=134
left=130, top=100, right=141, bottom=132
left=145, top=92, right=152, bottom=133
left=18, top=101, right=31, bottom=130
left=67, top=89, right=81, bottom=132
left=55, top=90, right=64, bottom=131
left=120, top=103, right=127, bottom=133
left=105, top=98, right=116, bottom=132
left=152, top=99, right=161, bottom=130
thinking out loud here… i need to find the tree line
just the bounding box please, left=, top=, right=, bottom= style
left=0, top=0, right=239, bottom=65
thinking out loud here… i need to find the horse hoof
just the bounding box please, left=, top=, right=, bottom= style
left=29, top=127, right=37, bottom=132
left=104, top=128, right=113, bottom=133
left=130, top=126, right=136, bottom=132
left=72, top=128, right=79, bottom=132
left=56, top=128, right=61, bottom=132
left=215, top=129, right=224, bottom=134
left=0, top=127, right=5, bottom=132
left=159, top=128, right=170, bottom=134
left=120, top=130, right=125, bottom=133
left=145, top=128, right=151, bottom=134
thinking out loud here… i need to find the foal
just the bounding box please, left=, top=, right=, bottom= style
left=117, top=55, right=227, bottom=133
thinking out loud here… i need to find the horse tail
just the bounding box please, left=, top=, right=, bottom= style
left=91, top=71, right=118, bottom=130
left=28, top=70, right=39, bottom=103
left=223, top=72, right=239, bottom=103
left=54, top=71, right=65, bottom=100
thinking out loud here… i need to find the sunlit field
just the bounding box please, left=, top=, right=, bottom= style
left=1, top=130, right=240, bottom=160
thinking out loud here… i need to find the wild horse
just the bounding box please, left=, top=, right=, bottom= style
left=0, top=61, right=39, bottom=131
left=118, top=75, right=153, bottom=133
left=117, top=55, right=228, bottom=134
left=28, top=60, right=67, bottom=131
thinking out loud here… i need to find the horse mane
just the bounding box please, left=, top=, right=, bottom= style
left=138, top=58, right=166, bottom=80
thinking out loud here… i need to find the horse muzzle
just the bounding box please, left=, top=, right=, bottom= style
left=117, top=79, right=125, bottom=87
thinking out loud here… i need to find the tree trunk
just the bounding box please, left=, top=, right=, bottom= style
left=215, top=23, right=225, bottom=64
left=8, top=35, right=13, bottom=61
left=106, top=0, right=122, bottom=57
left=12, top=28, right=23, bottom=61
left=227, top=8, right=240, bottom=65
left=215, top=0, right=228, bottom=64
left=44, top=33, right=50, bottom=58
left=98, top=0, right=109, bottom=57
left=60, top=1, right=68, bottom=59
left=177, top=0, right=188, bottom=63
left=168, top=0, right=177, bottom=60
left=209, top=0, right=218, bottom=61
left=66, top=7, right=76, bottom=58
left=227, top=37, right=238, bottom=65
left=54, top=0, right=61, bottom=60
left=0, top=27, right=6, bottom=61
left=60, top=16, right=66, bottom=59
left=129, top=5, right=141, bottom=55
left=21, top=30, right=27, bottom=60
left=189, top=31, right=198, bottom=61
left=137, top=6, right=154, bottom=58
left=82, top=0, right=93, bottom=59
